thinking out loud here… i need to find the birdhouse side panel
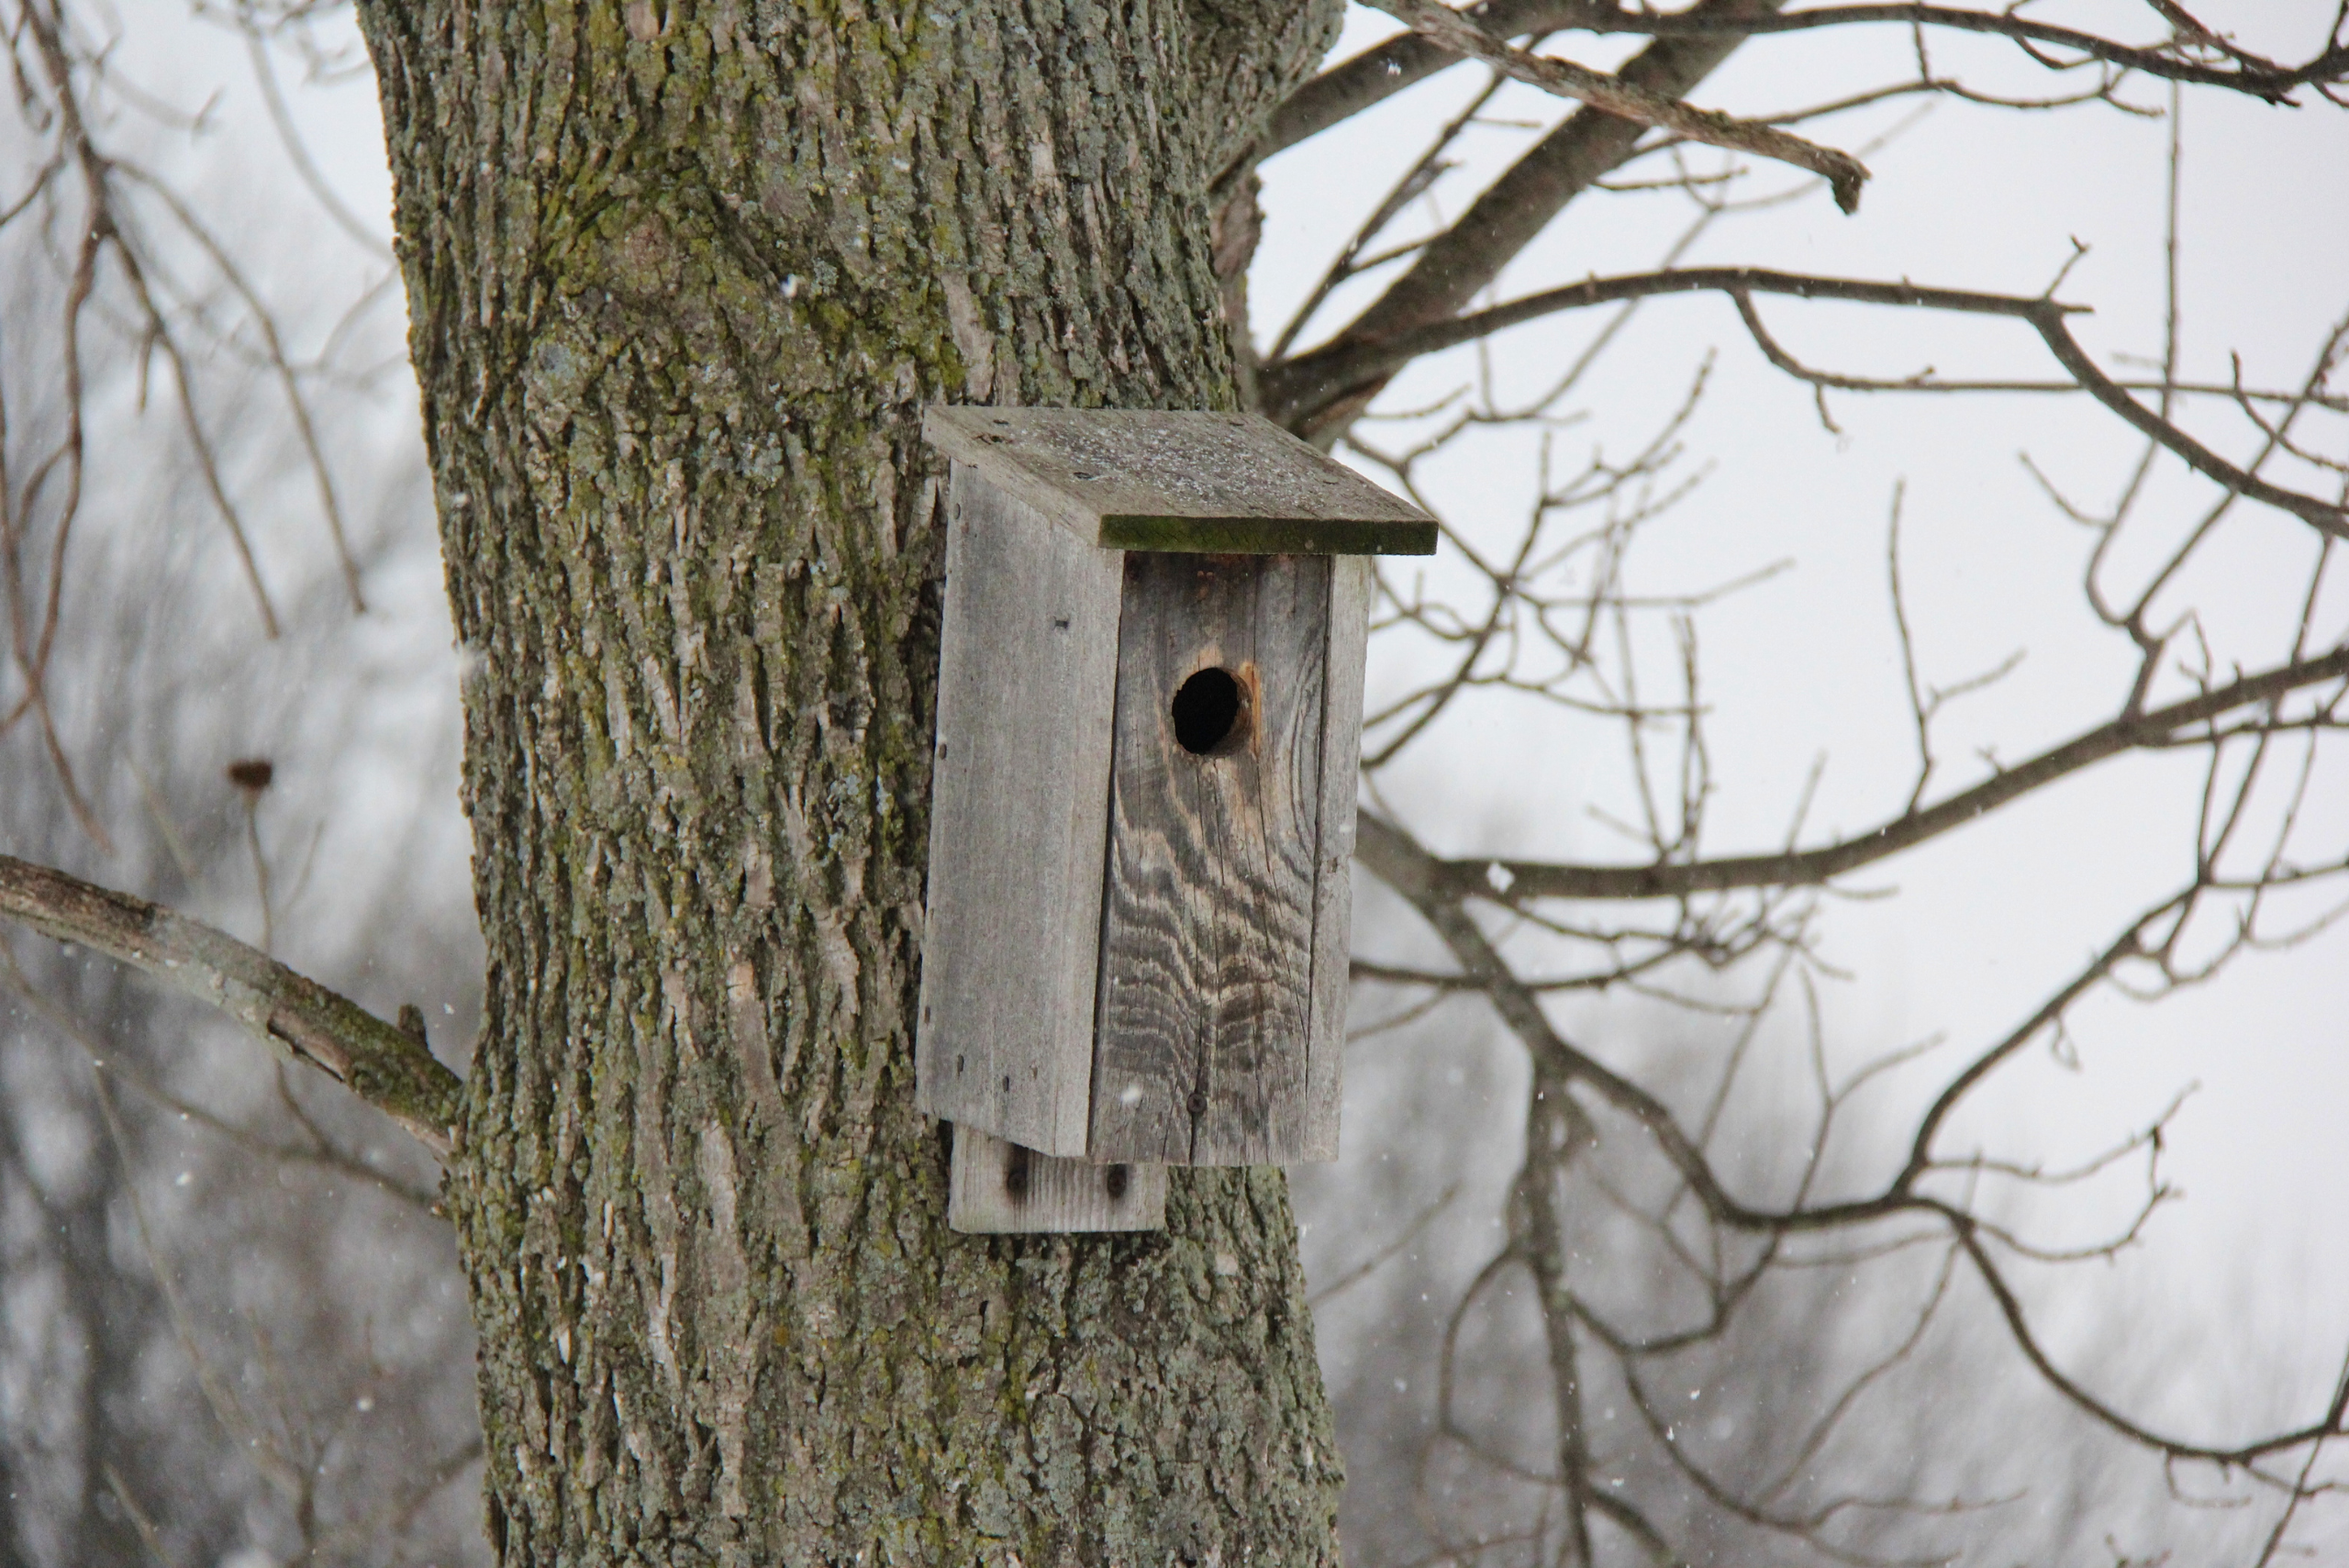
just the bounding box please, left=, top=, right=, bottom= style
left=1300, top=554, right=1372, bottom=1161
left=1088, top=552, right=1329, bottom=1165
left=915, top=470, right=1124, bottom=1158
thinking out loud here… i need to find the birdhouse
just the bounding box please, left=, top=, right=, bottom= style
left=917, top=407, right=1435, bottom=1233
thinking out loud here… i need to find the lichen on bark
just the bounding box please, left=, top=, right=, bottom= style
left=354, top=0, right=1346, bottom=1561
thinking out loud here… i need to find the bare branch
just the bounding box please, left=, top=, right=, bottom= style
left=17, top=0, right=283, bottom=633
left=2252, top=1340, right=2349, bottom=1566
left=239, top=26, right=395, bottom=261
left=1390, top=642, right=2349, bottom=905
left=116, top=165, right=366, bottom=612
left=1371, top=796, right=2349, bottom=1480
left=1269, top=0, right=1782, bottom=440
left=1263, top=0, right=1587, bottom=155
left=2028, top=305, right=2349, bottom=539
left=99, top=1463, right=174, bottom=1568
left=0, top=938, right=442, bottom=1210
left=1565, top=4, right=2349, bottom=104
left=1356, top=806, right=2338, bottom=1251
left=1359, top=0, right=1870, bottom=211
left=1264, top=266, right=2075, bottom=429
left=1269, top=266, right=2349, bottom=539
left=0, top=853, right=463, bottom=1158
left=1950, top=1218, right=2349, bottom=1467
left=1258, top=0, right=2336, bottom=162
left=1310, top=1182, right=1464, bottom=1307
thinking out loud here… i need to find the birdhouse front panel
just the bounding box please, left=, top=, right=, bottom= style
left=1088, top=550, right=1331, bottom=1166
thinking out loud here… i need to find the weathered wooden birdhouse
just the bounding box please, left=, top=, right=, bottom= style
left=918, top=407, right=1435, bottom=1234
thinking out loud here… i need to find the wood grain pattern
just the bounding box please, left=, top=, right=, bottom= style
left=923, top=407, right=1437, bottom=556
left=915, top=471, right=1124, bottom=1156
left=947, top=1125, right=1167, bottom=1234
left=1300, top=555, right=1372, bottom=1160
left=1088, top=553, right=1330, bottom=1164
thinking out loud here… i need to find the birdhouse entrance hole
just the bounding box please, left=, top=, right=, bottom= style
left=1172, top=667, right=1247, bottom=756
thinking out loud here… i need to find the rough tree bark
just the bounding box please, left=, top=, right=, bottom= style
left=352, top=2, right=1345, bottom=1561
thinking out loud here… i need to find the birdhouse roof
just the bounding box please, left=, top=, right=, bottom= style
left=923, top=406, right=1437, bottom=555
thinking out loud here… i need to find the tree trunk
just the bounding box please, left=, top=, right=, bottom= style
left=355, top=2, right=1345, bottom=1561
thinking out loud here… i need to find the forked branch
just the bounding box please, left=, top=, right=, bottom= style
left=1360, top=809, right=2349, bottom=1472
left=1262, top=266, right=2349, bottom=536
left=1569, top=4, right=2349, bottom=104
left=1360, top=0, right=1872, bottom=210
left=1262, top=0, right=2345, bottom=161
